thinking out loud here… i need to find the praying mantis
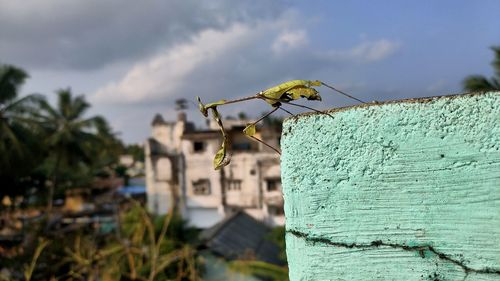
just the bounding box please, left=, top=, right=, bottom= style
left=197, top=80, right=366, bottom=169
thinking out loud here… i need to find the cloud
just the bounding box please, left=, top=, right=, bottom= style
left=326, top=39, right=401, bottom=63
left=272, top=30, right=308, bottom=53
left=91, top=15, right=401, bottom=106
left=89, top=18, right=299, bottom=104
left=2, top=1, right=404, bottom=143
left=0, top=0, right=284, bottom=70
left=92, top=24, right=257, bottom=103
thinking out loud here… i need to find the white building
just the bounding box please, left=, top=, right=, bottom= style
left=145, top=112, right=284, bottom=228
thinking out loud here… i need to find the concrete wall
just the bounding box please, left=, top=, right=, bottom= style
left=280, top=92, right=500, bottom=280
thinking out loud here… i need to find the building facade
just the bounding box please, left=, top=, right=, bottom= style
left=145, top=112, right=284, bottom=228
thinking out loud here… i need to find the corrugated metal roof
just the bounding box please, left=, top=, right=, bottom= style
left=200, top=211, right=283, bottom=265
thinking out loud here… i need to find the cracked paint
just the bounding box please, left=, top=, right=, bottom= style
left=281, top=92, right=500, bottom=281
left=288, top=229, right=500, bottom=276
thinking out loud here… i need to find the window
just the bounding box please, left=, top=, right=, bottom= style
left=266, top=178, right=281, bottom=192
left=193, top=141, right=205, bottom=152
left=226, top=179, right=242, bottom=191
left=232, top=142, right=252, bottom=151
left=268, top=205, right=284, bottom=215
left=192, top=179, right=210, bottom=195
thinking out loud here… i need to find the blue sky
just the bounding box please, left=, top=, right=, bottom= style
left=1, top=0, right=499, bottom=143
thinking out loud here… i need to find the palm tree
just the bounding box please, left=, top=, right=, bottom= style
left=463, top=46, right=500, bottom=91
left=0, top=65, right=44, bottom=198
left=90, top=116, right=123, bottom=169
left=37, top=89, right=106, bottom=212
left=0, top=65, right=38, bottom=159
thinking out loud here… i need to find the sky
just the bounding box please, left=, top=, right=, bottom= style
left=1, top=0, right=499, bottom=143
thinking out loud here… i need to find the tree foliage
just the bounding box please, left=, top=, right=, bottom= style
left=0, top=64, right=123, bottom=204
left=463, top=46, right=500, bottom=91
left=0, top=65, right=45, bottom=198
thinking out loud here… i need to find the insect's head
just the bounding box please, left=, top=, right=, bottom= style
left=305, top=89, right=322, bottom=101
left=196, top=96, right=209, bottom=117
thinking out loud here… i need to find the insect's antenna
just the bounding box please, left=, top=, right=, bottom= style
left=278, top=106, right=295, bottom=117
left=250, top=136, right=281, bottom=155
left=283, top=101, right=335, bottom=119
left=321, top=82, right=367, bottom=103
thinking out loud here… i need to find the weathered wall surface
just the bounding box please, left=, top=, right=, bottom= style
left=280, top=92, right=500, bottom=280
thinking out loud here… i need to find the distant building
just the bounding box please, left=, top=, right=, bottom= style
left=119, top=154, right=145, bottom=178
left=145, top=112, right=284, bottom=228
left=119, top=155, right=134, bottom=167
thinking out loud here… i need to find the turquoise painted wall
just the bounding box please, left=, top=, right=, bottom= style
left=281, top=92, right=500, bottom=281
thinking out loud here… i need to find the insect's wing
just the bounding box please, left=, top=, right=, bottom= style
left=287, top=87, right=321, bottom=101
left=260, top=80, right=322, bottom=104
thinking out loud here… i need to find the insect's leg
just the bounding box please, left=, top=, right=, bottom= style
left=282, top=101, right=335, bottom=119
left=247, top=107, right=281, bottom=155
left=220, top=95, right=260, bottom=105
left=251, top=106, right=279, bottom=126
left=250, top=136, right=281, bottom=155
left=320, top=82, right=367, bottom=103
left=210, top=108, right=232, bottom=168
left=256, top=95, right=333, bottom=119
left=278, top=106, right=295, bottom=117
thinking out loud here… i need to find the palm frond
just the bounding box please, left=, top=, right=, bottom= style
left=2, top=94, right=45, bottom=117
left=0, top=65, right=29, bottom=104
left=463, top=46, right=500, bottom=92
left=463, top=75, right=499, bottom=91
left=491, top=46, right=500, bottom=78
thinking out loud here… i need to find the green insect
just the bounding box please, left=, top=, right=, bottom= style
left=197, top=80, right=365, bottom=169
